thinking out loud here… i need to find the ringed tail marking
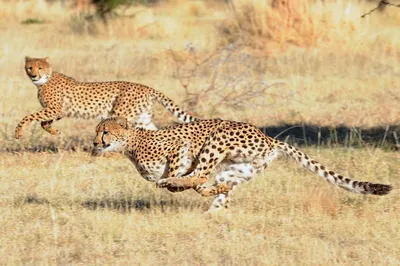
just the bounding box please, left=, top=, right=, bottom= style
left=151, top=90, right=199, bottom=123
left=274, top=140, right=392, bottom=196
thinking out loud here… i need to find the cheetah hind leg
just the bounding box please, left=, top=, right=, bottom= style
left=200, top=163, right=258, bottom=212
left=135, top=112, right=157, bottom=130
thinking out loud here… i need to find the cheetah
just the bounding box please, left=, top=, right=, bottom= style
left=15, top=57, right=198, bottom=139
left=92, top=117, right=392, bottom=211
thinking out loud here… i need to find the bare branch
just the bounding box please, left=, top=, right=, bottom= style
left=168, top=42, right=290, bottom=120
left=361, top=1, right=400, bottom=18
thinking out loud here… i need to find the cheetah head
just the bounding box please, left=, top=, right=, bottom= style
left=92, top=117, right=129, bottom=155
left=25, top=56, right=52, bottom=86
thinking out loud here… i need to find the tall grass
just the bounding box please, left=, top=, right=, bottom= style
left=0, top=149, right=399, bottom=265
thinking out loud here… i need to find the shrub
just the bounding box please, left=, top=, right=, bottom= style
left=91, top=0, right=158, bottom=23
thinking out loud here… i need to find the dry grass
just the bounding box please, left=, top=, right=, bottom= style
left=1, top=0, right=400, bottom=264
left=0, top=149, right=399, bottom=265
left=0, top=0, right=399, bottom=137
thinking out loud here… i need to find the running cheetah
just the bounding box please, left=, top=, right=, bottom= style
left=92, top=117, right=392, bottom=211
left=15, top=57, right=198, bottom=139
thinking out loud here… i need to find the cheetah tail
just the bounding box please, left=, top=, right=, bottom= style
left=275, top=141, right=392, bottom=196
left=151, top=90, right=199, bottom=123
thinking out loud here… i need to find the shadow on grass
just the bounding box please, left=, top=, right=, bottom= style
left=1, top=134, right=93, bottom=153
left=24, top=194, right=50, bottom=205
left=22, top=193, right=206, bottom=212
left=80, top=196, right=206, bottom=212
left=3, top=124, right=399, bottom=153
left=261, top=124, right=400, bottom=150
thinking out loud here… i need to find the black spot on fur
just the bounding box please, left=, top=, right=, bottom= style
left=368, top=183, right=393, bottom=195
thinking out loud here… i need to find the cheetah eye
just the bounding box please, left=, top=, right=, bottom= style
left=39, top=67, right=42, bottom=70
left=27, top=67, right=32, bottom=71
left=103, top=131, right=109, bottom=134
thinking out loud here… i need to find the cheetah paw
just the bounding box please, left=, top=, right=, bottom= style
left=167, top=186, right=186, bottom=193
left=48, top=128, right=61, bottom=136
left=156, top=179, right=187, bottom=191
left=156, top=179, right=169, bottom=188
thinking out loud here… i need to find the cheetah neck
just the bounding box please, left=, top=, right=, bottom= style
left=35, top=72, right=76, bottom=89
left=125, top=128, right=148, bottom=151
left=32, top=74, right=50, bottom=86
left=104, top=140, right=128, bottom=153
left=51, top=71, right=76, bottom=82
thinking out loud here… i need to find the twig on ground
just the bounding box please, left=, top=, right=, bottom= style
left=361, top=1, right=400, bottom=18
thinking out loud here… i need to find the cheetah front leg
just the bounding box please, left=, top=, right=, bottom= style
left=157, top=125, right=229, bottom=191
left=158, top=144, right=228, bottom=191
left=159, top=172, right=208, bottom=192
left=15, top=108, right=63, bottom=139
left=156, top=141, right=206, bottom=191
left=194, top=182, right=234, bottom=197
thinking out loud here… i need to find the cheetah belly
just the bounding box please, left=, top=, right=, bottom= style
left=131, top=159, right=168, bottom=182
left=129, top=151, right=195, bottom=182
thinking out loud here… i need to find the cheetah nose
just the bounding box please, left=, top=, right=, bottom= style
left=31, top=75, right=37, bottom=78
left=93, top=142, right=98, bottom=147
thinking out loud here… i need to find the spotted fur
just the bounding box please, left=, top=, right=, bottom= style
left=15, top=57, right=198, bottom=139
left=93, top=117, right=392, bottom=211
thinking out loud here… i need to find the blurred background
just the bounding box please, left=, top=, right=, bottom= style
left=1, top=0, right=400, bottom=151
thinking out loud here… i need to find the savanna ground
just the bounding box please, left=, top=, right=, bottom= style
left=0, top=0, right=399, bottom=264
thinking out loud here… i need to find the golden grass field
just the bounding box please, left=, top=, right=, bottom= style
left=0, top=0, right=399, bottom=265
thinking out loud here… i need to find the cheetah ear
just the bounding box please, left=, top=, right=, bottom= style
left=115, top=116, right=128, bottom=129
left=25, top=56, right=31, bottom=62
left=44, top=57, right=49, bottom=63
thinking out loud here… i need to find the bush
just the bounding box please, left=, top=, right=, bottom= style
left=91, top=0, right=132, bottom=23
left=91, top=0, right=158, bottom=23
